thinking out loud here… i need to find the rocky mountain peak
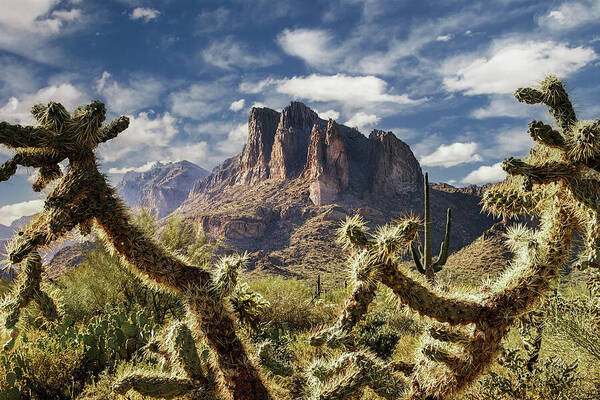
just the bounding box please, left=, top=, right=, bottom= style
left=117, top=160, right=209, bottom=218
left=190, top=101, right=422, bottom=205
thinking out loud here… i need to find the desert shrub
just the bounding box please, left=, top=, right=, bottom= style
left=471, top=348, right=580, bottom=400
left=59, top=210, right=219, bottom=325
left=248, top=276, right=344, bottom=331
left=544, top=292, right=600, bottom=362
left=0, top=332, right=86, bottom=400
left=355, top=309, right=401, bottom=360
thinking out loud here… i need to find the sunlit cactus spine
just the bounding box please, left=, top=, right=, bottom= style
left=411, top=172, right=451, bottom=284
left=1, top=251, right=59, bottom=350
left=113, top=321, right=217, bottom=399
left=0, top=100, right=272, bottom=400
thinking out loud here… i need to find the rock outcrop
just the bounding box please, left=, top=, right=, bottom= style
left=190, top=101, right=422, bottom=205
left=116, top=160, right=209, bottom=218
left=237, top=107, right=280, bottom=185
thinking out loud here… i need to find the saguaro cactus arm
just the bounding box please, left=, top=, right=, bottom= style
left=433, top=208, right=451, bottom=272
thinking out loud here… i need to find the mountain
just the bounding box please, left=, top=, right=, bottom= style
left=174, top=102, right=499, bottom=282
left=0, top=215, right=31, bottom=240
left=116, top=160, right=209, bottom=218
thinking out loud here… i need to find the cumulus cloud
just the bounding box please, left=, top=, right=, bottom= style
left=420, top=142, right=483, bottom=167
left=202, top=37, right=279, bottom=70
left=471, top=95, right=542, bottom=119
left=0, top=199, right=44, bottom=226
left=462, top=162, right=506, bottom=185
left=272, top=74, right=423, bottom=108
left=436, top=34, right=453, bottom=42
left=169, top=80, right=232, bottom=119
left=0, top=83, right=87, bottom=125
left=229, top=99, right=245, bottom=111
left=538, top=1, right=600, bottom=31
left=98, top=111, right=178, bottom=162
left=441, top=40, right=597, bottom=95
left=277, top=29, right=341, bottom=69
left=216, top=123, right=248, bottom=156
left=316, top=109, right=340, bottom=120
left=130, top=7, right=160, bottom=22
left=96, top=71, right=164, bottom=114
left=345, top=112, right=380, bottom=131
left=108, top=161, right=160, bottom=175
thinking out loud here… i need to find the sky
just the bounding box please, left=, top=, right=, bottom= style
left=0, top=0, right=599, bottom=225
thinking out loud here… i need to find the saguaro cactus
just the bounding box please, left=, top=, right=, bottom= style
left=310, top=75, right=599, bottom=399
left=0, top=101, right=271, bottom=400
left=411, top=172, right=451, bottom=283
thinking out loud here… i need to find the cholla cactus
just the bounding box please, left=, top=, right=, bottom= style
left=0, top=101, right=271, bottom=400
left=1, top=251, right=58, bottom=350
left=411, top=172, right=451, bottom=283
left=311, top=75, right=597, bottom=399
left=113, top=321, right=218, bottom=399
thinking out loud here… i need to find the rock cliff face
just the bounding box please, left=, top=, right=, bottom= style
left=190, top=101, right=422, bottom=205
left=176, top=101, right=498, bottom=283
left=116, top=160, right=209, bottom=218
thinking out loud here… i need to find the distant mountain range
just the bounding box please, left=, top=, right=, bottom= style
left=1, top=102, right=503, bottom=283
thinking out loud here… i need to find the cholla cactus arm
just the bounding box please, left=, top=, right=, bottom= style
left=378, top=263, right=485, bottom=325
left=96, top=115, right=130, bottom=144
left=311, top=351, right=407, bottom=400
left=0, top=122, right=53, bottom=149
left=311, top=280, right=378, bottom=347
left=527, top=120, right=566, bottom=149
left=2, top=251, right=58, bottom=350
left=166, top=322, right=206, bottom=381
left=514, top=75, right=576, bottom=132
left=0, top=101, right=272, bottom=400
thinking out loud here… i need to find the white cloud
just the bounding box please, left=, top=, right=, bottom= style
left=202, top=37, right=279, bottom=70
left=0, top=199, right=44, bottom=226
left=471, top=95, right=541, bottom=119
left=0, top=1, right=83, bottom=63
left=436, top=34, right=453, bottom=42
left=130, top=7, right=160, bottom=22
left=344, top=112, right=380, bottom=131
left=239, top=78, right=277, bottom=94
left=538, top=1, right=600, bottom=31
left=229, top=99, right=245, bottom=112
left=96, top=71, right=164, bottom=114
left=420, top=142, right=483, bottom=167
left=216, top=123, right=248, bottom=156
left=493, top=127, right=535, bottom=154
left=277, top=29, right=341, bottom=69
left=462, top=162, right=506, bottom=185
left=441, top=40, right=597, bottom=95
left=0, top=83, right=87, bottom=125
left=273, top=74, right=423, bottom=108
left=316, top=109, right=340, bottom=120
left=169, top=80, right=231, bottom=119
left=52, top=8, right=81, bottom=21
left=98, top=111, right=178, bottom=162
left=108, top=161, right=160, bottom=174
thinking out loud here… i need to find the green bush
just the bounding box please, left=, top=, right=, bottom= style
left=356, top=309, right=401, bottom=360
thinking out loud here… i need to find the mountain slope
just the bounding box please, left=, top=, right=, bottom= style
left=175, top=102, right=499, bottom=283
left=116, top=160, right=209, bottom=218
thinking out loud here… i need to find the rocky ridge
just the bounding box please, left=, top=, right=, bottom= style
left=176, top=102, right=498, bottom=282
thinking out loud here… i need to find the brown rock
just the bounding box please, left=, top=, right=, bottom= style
left=237, top=107, right=280, bottom=184
left=269, top=102, right=319, bottom=179
left=368, top=130, right=422, bottom=196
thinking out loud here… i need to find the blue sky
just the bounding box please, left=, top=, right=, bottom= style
left=0, top=0, right=599, bottom=224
